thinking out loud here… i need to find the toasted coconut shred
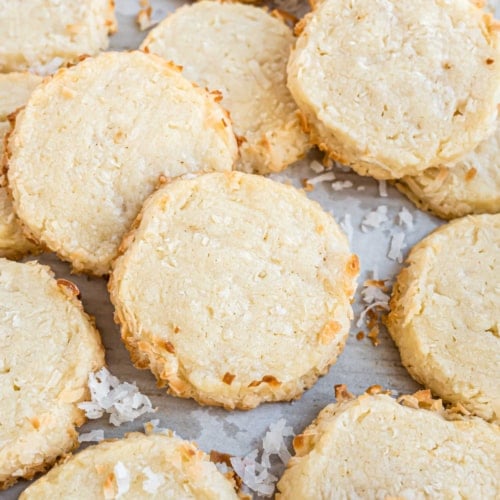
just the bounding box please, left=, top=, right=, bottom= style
left=78, top=367, right=154, bottom=426
left=356, top=277, right=391, bottom=347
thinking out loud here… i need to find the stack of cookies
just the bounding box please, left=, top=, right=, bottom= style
left=1, top=0, right=499, bottom=498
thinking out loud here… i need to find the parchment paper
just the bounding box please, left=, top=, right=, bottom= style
left=5, top=1, right=451, bottom=497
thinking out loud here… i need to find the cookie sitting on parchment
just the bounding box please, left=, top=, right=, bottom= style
left=20, top=432, right=238, bottom=499
left=394, top=118, right=500, bottom=219
left=0, top=72, right=43, bottom=260
left=387, top=214, right=500, bottom=422
left=109, top=171, right=359, bottom=410
left=287, top=0, right=500, bottom=179
left=6, top=51, right=237, bottom=276
left=0, top=258, right=104, bottom=489
left=277, top=390, right=500, bottom=499
left=141, top=0, right=310, bottom=174
left=0, top=0, right=116, bottom=73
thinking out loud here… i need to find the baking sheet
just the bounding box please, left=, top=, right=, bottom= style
left=4, top=0, right=452, bottom=497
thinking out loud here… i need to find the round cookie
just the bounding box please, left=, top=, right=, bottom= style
left=395, top=118, right=500, bottom=219
left=20, top=432, right=238, bottom=499
left=0, top=258, right=104, bottom=489
left=287, top=0, right=500, bottom=179
left=110, top=171, right=358, bottom=410
left=277, top=392, right=500, bottom=499
left=141, top=1, right=310, bottom=174
left=6, top=51, right=238, bottom=275
left=0, top=0, right=116, bottom=73
left=0, top=72, right=43, bottom=260
left=387, top=214, right=500, bottom=422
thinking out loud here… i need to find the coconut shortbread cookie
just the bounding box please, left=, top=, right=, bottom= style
left=387, top=214, right=500, bottom=422
left=7, top=51, right=238, bottom=275
left=277, top=392, right=500, bottom=499
left=20, top=432, right=238, bottom=499
left=287, top=0, right=500, bottom=179
left=141, top=1, right=310, bottom=174
left=395, top=118, right=500, bottom=219
left=110, top=172, right=358, bottom=410
left=0, top=259, right=104, bottom=489
left=0, top=73, right=43, bottom=260
left=0, top=0, right=116, bottom=73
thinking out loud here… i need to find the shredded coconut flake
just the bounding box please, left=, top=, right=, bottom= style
left=142, top=466, right=165, bottom=494
left=331, top=180, right=353, bottom=191
left=360, top=206, right=388, bottom=232
left=308, top=160, right=324, bottom=174
left=78, top=429, right=104, bottom=443
left=397, top=207, right=414, bottom=230
left=78, top=368, right=154, bottom=426
left=361, top=284, right=390, bottom=306
left=114, top=462, right=131, bottom=498
left=29, top=57, right=64, bottom=76
left=356, top=301, right=390, bottom=329
left=388, top=232, right=406, bottom=263
left=378, top=180, right=388, bottom=197
left=307, top=171, right=336, bottom=185
left=356, top=276, right=391, bottom=338
left=339, top=214, right=354, bottom=243
left=307, top=172, right=335, bottom=186
left=143, top=419, right=169, bottom=435
left=230, top=418, right=294, bottom=497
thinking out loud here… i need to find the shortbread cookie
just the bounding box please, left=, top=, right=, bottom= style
left=110, top=172, right=358, bottom=410
left=0, top=73, right=42, bottom=260
left=20, top=432, right=238, bottom=499
left=0, top=0, right=116, bottom=73
left=387, top=214, right=500, bottom=421
left=7, top=51, right=237, bottom=275
left=395, top=118, right=500, bottom=219
left=287, top=0, right=500, bottom=179
left=0, top=259, right=104, bottom=489
left=277, top=392, right=500, bottom=499
left=141, top=1, right=310, bottom=174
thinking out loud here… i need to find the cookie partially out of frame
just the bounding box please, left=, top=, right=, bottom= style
left=6, top=51, right=238, bottom=276
left=0, top=72, right=42, bottom=260
left=20, top=432, right=238, bottom=499
left=110, top=171, right=358, bottom=410
left=0, top=259, right=104, bottom=489
left=387, top=214, right=500, bottom=422
left=395, top=119, right=500, bottom=219
left=277, top=392, right=500, bottom=499
left=287, top=0, right=500, bottom=179
left=141, top=0, right=310, bottom=174
left=0, top=0, right=116, bottom=73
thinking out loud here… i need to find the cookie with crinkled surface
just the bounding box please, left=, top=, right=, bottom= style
left=20, top=432, right=238, bottom=499
left=141, top=0, right=310, bottom=174
left=287, top=0, right=500, bottom=179
left=395, top=119, right=500, bottom=219
left=387, top=214, right=500, bottom=422
left=0, top=258, right=104, bottom=489
left=109, top=171, right=358, bottom=410
left=6, top=51, right=238, bottom=276
left=277, top=392, right=500, bottom=499
left=0, top=0, right=116, bottom=73
left=0, top=72, right=42, bottom=260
